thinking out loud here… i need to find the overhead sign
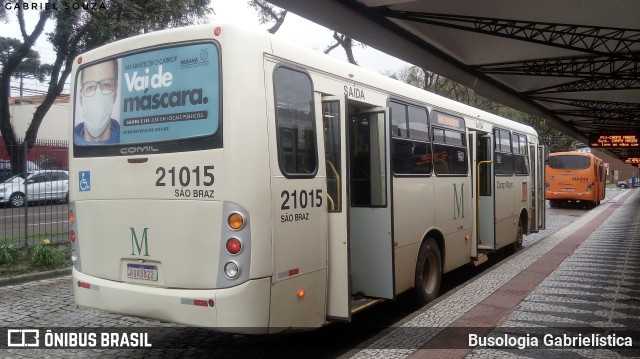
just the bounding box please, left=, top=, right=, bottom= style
left=589, top=134, right=640, bottom=148
left=432, top=110, right=465, bottom=130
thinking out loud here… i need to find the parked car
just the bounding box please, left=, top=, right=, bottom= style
left=0, top=160, right=40, bottom=182
left=617, top=177, right=638, bottom=189
left=0, top=170, right=69, bottom=207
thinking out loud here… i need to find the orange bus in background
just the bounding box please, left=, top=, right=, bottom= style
left=546, top=151, right=606, bottom=208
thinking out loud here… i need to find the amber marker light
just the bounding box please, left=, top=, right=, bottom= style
left=297, top=290, right=305, bottom=299
left=228, top=213, right=244, bottom=230
left=69, top=210, right=75, bottom=224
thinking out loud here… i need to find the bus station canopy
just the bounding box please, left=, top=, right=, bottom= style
left=268, top=0, right=640, bottom=159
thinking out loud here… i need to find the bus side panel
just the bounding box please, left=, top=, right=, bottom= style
left=220, top=30, right=275, bottom=281
left=265, top=63, right=328, bottom=328
left=494, top=175, right=517, bottom=249
left=433, top=177, right=472, bottom=273
left=392, top=177, right=434, bottom=293
left=268, top=269, right=327, bottom=332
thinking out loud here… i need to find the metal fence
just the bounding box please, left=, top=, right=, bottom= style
left=0, top=139, right=69, bottom=247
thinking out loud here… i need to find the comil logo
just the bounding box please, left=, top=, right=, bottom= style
left=7, top=329, right=39, bottom=347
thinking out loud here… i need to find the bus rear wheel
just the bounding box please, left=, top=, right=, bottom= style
left=415, top=238, right=442, bottom=305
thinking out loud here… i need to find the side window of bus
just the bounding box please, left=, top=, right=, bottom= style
left=390, top=100, right=431, bottom=175
left=432, top=127, right=467, bottom=175
left=494, top=128, right=514, bottom=175
left=274, top=67, right=317, bottom=177
left=512, top=133, right=529, bottom=175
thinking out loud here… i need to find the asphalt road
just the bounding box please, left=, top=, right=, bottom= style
left=0, top=203, right=69, bottom=245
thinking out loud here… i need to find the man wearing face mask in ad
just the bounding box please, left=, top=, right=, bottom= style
left=74, top=60, right=120, bottom=145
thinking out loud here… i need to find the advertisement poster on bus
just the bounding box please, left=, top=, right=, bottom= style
left=73, top=43, right=219, bottom=146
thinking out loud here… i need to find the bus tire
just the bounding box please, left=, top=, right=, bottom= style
left=513, top=220, right=524, bottom=252
left=415, top=238, right=442, bottom=305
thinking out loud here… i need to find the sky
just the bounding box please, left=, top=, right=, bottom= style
left=2, top=0, right=410, bottom=96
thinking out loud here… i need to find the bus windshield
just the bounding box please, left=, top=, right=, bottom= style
left=73, top=42, right=220, bottom=154
left=548, top=155, right=590, bottom=170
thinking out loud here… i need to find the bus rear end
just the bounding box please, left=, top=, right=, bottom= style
left=545, top=152, right=601, bottom=207
left=70, top=25, right=273, bottom=333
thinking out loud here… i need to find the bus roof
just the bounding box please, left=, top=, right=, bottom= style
left=75, top=22, right=538, bottom=138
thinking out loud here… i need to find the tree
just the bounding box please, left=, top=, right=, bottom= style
left=0, top=0, right=212, bottom=173
left=248, top=0, right=287, bottom=34
left=248, top=1, right=362, bottom=65
left=383, top=65, right=440, bottom=91
left=1, top=37, right=53, bottom=97
left=324, top=32, right=364, bottom=65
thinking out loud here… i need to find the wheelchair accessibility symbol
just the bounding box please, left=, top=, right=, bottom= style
left=79, top=171, right=91, bottom=192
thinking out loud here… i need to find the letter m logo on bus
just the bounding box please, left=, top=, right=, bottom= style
left=130, top=227, right=150, bottom=256
left=453, top=183, right=464, bottom=220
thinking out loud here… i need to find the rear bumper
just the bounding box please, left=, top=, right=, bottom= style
left=73, top=268, right=271, bottom=334
left=546, top=191, right=595, bottom=200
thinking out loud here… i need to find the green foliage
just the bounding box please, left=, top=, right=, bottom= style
left=0, top=243, right=20, bottom=265
left=31, top=244, right=68, bottom=267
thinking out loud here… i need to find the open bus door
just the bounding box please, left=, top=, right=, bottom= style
left=529, top=143, right=546, bottom=232
left=347, top=102, right=394, bottom=304
left=473, top=131, right=496, bottom=251
left=321, top=96, right=394, bottom=320
left=321, top=96, right=351, bottom=321
left=529, top=144, right=545, bottom=233
left=537, top=145, right=546, bottom=230
left=469, top=131, right=479, bottom=259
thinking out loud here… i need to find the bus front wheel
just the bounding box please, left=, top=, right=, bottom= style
left=415, top=238, right=442, bottom=305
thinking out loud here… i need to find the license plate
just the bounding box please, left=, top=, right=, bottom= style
left=127, top=263, right=158, bottom=281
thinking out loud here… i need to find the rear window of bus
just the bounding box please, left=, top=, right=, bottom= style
left=548, top=155, right=591, bottom=170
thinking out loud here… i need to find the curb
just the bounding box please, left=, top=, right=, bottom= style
left=0, top=267, right=71, bottom=287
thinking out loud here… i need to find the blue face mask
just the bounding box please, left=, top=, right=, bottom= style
left=82, top=91, right=114, bottom=137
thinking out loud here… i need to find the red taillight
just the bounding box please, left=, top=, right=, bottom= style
left=70, top=230, right=76, bottom=243
left=214, top=27, right=221, bottom=36
left=226, top=238, right=241, bottom=255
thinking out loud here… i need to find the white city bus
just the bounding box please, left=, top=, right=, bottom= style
left=70, top=23, right=546, bottom=334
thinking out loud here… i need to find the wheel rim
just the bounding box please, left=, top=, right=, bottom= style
left=422, top=250, right=438, bottom=294
left=12, top=194, right=24, bottom=207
